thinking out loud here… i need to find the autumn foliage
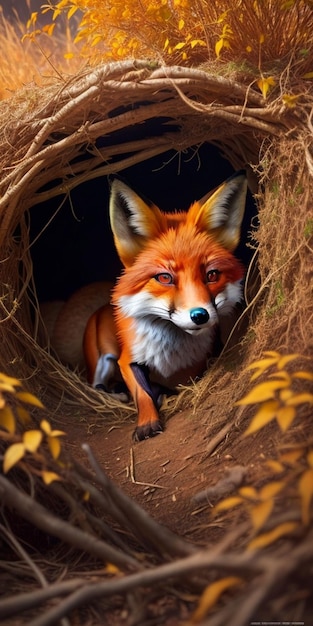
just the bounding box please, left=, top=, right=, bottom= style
left=27, top=0, right=313, bottom=74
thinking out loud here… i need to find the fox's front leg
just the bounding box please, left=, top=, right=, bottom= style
left=118, top=358, right=163, bottom=441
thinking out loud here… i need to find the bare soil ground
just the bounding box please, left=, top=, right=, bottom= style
left=63, top=400, right=275, bottom=540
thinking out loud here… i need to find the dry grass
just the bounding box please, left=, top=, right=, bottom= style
left=0, top=3, right=83, bottom=100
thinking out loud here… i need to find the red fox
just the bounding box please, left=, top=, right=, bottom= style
left=41, top=171, right=247, bottom=440
left=82, top=170, right=247, bottom=440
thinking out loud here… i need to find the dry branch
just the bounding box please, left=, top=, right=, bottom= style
left=2, top=527, right=312, bottom=626
left=0, top=474, right=139, bottom=571
left=82, top=443, right=195, bottom=558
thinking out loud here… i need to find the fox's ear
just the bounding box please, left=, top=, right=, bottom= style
left=109, top=180, right=166, bottom=267
left=193, top=170, right=248, bottom=251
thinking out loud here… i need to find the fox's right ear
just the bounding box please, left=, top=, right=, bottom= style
left=109, top=180, right=166, bottom=267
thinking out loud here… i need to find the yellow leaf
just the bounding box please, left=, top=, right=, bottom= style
left=42, top=23, right=56, bottom=36
left=174, top=42, right=186, bottom=50
left=238, top=486, right=258, bottom=500
left=40, top=419, right=51, bottom=434
left=50, top=429, right=66, bottom=437
left=260, top=481, right=285, bottom=500
left=214, top=496, right=243, bottom=512
left=280, top=448, right=303, bottom=464
left=266, top=460, right=284, bottom=473
left=17, top=391, right=44, bottom=408
left=276, top=406, right=296, bottom=431
left=105, top=563, right=120, bottom=574
left=0, top=382, right=17, bottom=394
left=279, top=389, right=293, bottom=402
left=263, top=351, right=280, bottom=358
left=259, top=33, right=265, bottom=44
left=16, top=406, right=31, bottom=425
left=215, top=38, right=224, bottom=58
left=3, top=442, right=25, bottom=473
left=0, top=373, right=21, bottom=388
left=190, top=39, right=206, bottom=49
left=91, top=35, right=102, bottom=47
left=282, top=94, right=300, bottom=109
left=0, top=406, right=16, bottom=434
left=26, top=11, right=38, bottom=29
left=42, top=471, right=62, bottom=485
left=217, top=10, right=230, bottom=23
left=250, top=499, right=273, bottom=531
left=48, top=436, right=61, bottom=460
left=68, top=5, right=79, bottom=19
left=23, top=430, right=43, bottom=453
left=257, top=76, right=276, bottom=99
left=237, top=380, right=289, bottom=405
left=192, top=577, right=242, bottom=621
left=248, top=522, right=298, bottom=550
left=269, top=371, right=291, bottom=383
left=64, top=52, right=74, bottom=59
left=163, top=37, right=169, bottom=50
left=244, top=400, right=279, bottom=436
left=246, top=357, right=278, bottom=378
left=292, top=370, right=313, bottom=382
left=286, top=393, right=313, bottom=406
left=178, top=18, right=184, bottom=30
left=298, top=468, right=313, bottom=525
left=277, top=353, right=300, bottom=369
left=52, top=8, right=62, bottom=20
left=303, top=71, right=313, bottom=79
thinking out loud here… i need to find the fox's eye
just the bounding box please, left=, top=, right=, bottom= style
left=206, top=269, right=221, bottom=283
left=154, top=273, right=174, bottom=285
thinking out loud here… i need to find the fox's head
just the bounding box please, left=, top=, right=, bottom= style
left=110, top=171, right=247, bottom=336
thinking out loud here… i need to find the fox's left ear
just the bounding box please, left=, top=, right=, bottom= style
left=193, top=170, right=248, bottom=251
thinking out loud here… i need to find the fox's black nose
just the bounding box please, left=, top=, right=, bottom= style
left=190, top=307, right=210, bottom=325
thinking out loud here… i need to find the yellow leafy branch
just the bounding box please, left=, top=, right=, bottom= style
left=0, top=371, right=65, bottom=483
left=236, top=352, right=313, bottom=434
left=213, top=353, right=313, bottom=545
left=215, top=479, right=286, bottom=533
left=21, top=0, right=313, bottom=72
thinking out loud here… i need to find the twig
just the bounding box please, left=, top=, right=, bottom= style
left=0, top=523, right=47, bottom=588
left=83, top=444, right=195, bottom=558
left=0, top=474, right=139, bottom=571
left=205, top=418, right=237, bottom=456
left=192, top=466, right=246, bottom=505
left=129, top=447, right=165, bottom=488
left=0, top=578, right=86, bottom=620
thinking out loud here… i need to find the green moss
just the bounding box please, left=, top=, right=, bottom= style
left=304, top=218, right=313, bottom=239
left=266, top=280, right=285, bottom=317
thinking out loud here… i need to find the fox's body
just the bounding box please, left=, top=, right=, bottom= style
left=41, top=281, right=113, bottom=369
left=42, top=171, right=247, bottom=441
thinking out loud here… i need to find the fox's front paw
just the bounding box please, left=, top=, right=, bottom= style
left=133, top=421, right=163, bottom=442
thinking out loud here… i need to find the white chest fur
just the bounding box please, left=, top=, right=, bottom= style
left=130, top=317, right=216, bottom=378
